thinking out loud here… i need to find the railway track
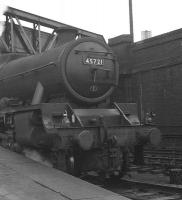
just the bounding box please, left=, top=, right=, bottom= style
left=104, top=178, right=182, bottom=200
left=80, top=143, right=182, bottom=199
left=82, top=165, right=182, bottom=200
left=143, top=133, right=182, bottom=168
left=144, top=148, right=182, bottom=168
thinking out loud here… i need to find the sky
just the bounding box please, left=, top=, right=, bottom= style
left=0, top=0, right=182, bottom=41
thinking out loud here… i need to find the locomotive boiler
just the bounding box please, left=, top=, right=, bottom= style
left=0, top=28, right=161, bottom=177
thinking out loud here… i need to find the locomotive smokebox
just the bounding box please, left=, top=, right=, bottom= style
left=0, top=37, right=119, bottom=104
left=60, top=37, right=119, bottom=103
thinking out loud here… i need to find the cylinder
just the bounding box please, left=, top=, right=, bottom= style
left=136, top=127, right=161, bottom=146
left=76, top=130, right=94, bottom=150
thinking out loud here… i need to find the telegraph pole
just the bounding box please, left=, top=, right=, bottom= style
left=129, top=0, right=134, bottom=42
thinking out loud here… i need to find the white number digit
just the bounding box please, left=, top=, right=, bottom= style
left=90, top=58, right=93, bottom=64
left=85, top=58, right=89, bottom=64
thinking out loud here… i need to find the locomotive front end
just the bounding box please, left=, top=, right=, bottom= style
left=0, top=32, right=161, bottom=178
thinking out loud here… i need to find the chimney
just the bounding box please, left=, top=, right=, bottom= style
left=141, top=30, right=152, bottom=40
left=54, top=27, right=78, bottom=47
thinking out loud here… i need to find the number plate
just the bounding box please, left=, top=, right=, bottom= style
left=83, top=57, right=104, bottom=65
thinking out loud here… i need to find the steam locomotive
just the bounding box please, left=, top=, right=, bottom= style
left=0, top=28, right=161, bottom=177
